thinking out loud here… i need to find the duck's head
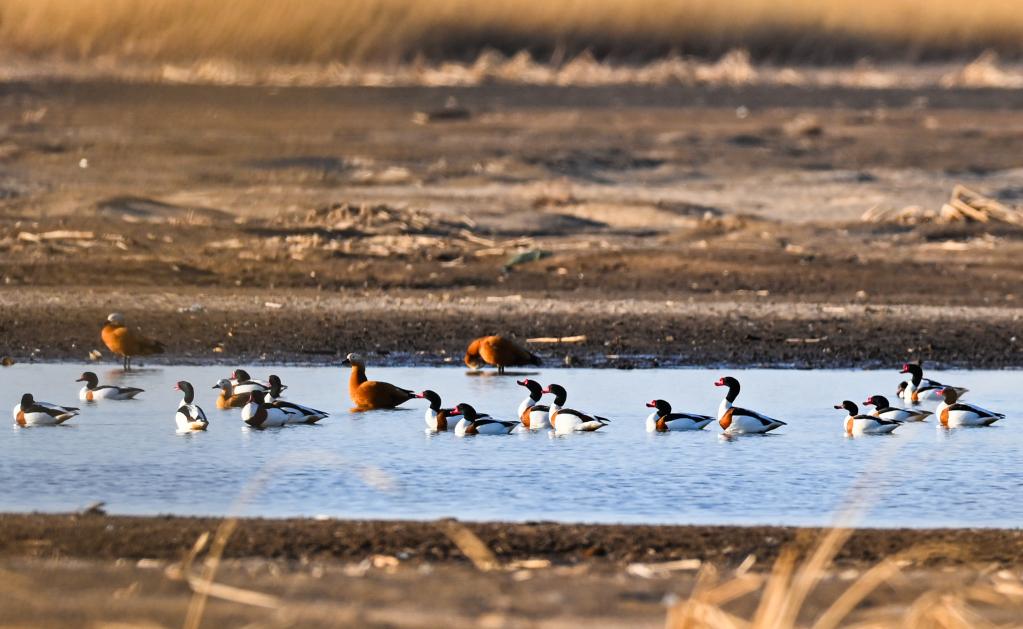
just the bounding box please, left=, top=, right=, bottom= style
left=900, top=362, right=922, bottom=378
left=646, top=399, right=671, bottom=415
left=175, top=381, right=195, bottom=401
left=863, top=394, right=889, bottom=408
left=19, top=393, right=34, bottom=408
left=341, top=353, right=365, bottom=367
left=896, top=381, right=908, bottom=396
left=106, top=312, right=126, bottom=327
left=75, top=371, right=99, bottom=388
left=516, top=378, right=544, bottom=399
left=212, top=378, right=232, bottom=392
left=938, top=387, right=959, bottom=404
left=416, top=390, right=442, bottom=410
left=542, top=383, right=567, bottom=404
left=247, top=390, right=266, bottom=404
left=715, top=376, right=740, bottom=401
left=452, top=403, right=475, bottom=420
left=232, top=369, right=253, bottom=382
left=834, top=400, right=859, bottom=415
left=463, top=351, right=484, bottom=370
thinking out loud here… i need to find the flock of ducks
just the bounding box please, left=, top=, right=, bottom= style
left=8, top=315, right=1010, bottom=434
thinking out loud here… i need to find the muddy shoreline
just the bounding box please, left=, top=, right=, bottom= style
left=3, top=513, right=1022, bottom=567
left=2, top=288, right=1021, bottom=369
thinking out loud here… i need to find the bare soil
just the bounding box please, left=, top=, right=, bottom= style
left=1, top=81, right=1023, bottom=368
left=2, top=514, right=1023, bottom=628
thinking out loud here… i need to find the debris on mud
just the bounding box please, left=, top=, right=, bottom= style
left=862, top=185, right=1023, bottom=226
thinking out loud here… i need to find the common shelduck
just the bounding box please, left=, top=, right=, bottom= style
left=464, top=335, right=542, bottom=374
left=935, top=388, right=1004, bottom=428
left=863, top=395, right=931, bottom=422
left=899, top=363, right=968, bottom=403
left=213, top=379, right=248, bottom=409
left=417, top=390, right=458, bottom=432
left=240, top=391, right=291, bottom=428
left=228, top=369, right=275, bottom=395
left=342, top=353, right=415, bottom=409
left=266, top=375, right=286, bottom=402
left=12, top=393, right=79, bottom=426
left=174, top=381, right=208, bottom=432
left=544, top=384, right=611, bottom=434
left=516, top=379, right=551, bottom=430
left=271, top=396, right=328, bottom=424
left=450, top=403, right=517, bottom=436
left=714, top=376, right=786, bottom=434
left=101, top=312, right=165, bottom=371
left=76, top=371, right=144, bottom=401
left=644, top=399, right=715, bottom=432
left=834, top=401, right=900, bottom=435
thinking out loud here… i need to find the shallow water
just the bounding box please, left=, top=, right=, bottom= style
left=0, top=364, right=1019, bottom=527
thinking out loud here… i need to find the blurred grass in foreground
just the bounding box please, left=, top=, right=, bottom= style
left=2, top=0, right=1023, bottom=65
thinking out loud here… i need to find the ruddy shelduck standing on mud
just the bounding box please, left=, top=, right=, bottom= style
left=464, top=335, right=541, bottom=374
left=101, top=312, right=165, bottom=371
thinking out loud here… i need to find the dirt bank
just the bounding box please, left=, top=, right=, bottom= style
left=3, top=514, right=1023, bottom=628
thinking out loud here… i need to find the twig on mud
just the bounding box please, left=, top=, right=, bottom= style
left=527, top=335, right=587, bottom=344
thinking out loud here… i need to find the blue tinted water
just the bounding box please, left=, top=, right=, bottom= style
left=0, top=364, right=1018, bottom=527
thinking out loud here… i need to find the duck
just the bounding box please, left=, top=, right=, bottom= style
left=834, top=401, right=900, bottom=435
left=240, top=391, right=290, bottom=429
left=271, top=395, right=329, bottom=424
left=417, top=390, right=458, bottom=432
left=174, top=381, right=208, bottom=432
left=644, top=399, right=715, bottom=432
left=899, top=363, right=968, bottom=403
left=342, top=353, right=415, bottom=409
left=101, top=312, right=165, bottom=371
left=12, top=393, right=79, bottom=426
left=228, top=369, right=275, bottom=395
left=544, top=383, right=611, bottom=434
left=935, top=388, right=1003, bottom=428
left=863, top=395, right=931, bottom=422
left=714, top=376, right=786, bottom=434
left=464, top=335, right=542, bottom=374
left=213, top=379, right=249, bottom=409
left=516, top=379, right=551, bottom=430
left=450, top=403, right=517, bottom=436
left=76, top=371, right=144, bottom=401
left=264, top=375, right=288, bottom=403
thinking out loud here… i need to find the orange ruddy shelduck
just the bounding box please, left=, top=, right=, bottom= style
left=342, top=353, right=415, bottom=409
left=101, top=312, right=165, bottom=371
left=464, top=335, right=541, bottom=374
left=213, top=379, right=248, bottom=409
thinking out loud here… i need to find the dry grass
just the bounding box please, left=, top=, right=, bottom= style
left=3, top=0, right=1023, bottom=65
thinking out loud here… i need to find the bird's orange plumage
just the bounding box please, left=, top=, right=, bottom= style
left=464, top=335, right=540, bottom=373
left=347, top=363, right=414, bottom=409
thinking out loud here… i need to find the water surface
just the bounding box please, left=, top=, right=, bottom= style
left=1, top=364, right=1018, bottom=528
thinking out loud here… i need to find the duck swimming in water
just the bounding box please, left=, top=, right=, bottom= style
left=174, top=381, right=208, bottom=432
left=935, top=388, right=1003, bottom=428
left=714, top=376, right=786, bottom=434
left=450, top=403, right=517, bottom=436
left=863, top=395, right=931, bottom=422
left=417, top=390, right=458, bottom=432
left=899, top=363, right=968, bottom=403
left=12, top=394, right=79, bottom=426
left=834, top=400, right=900, bottom=435
left=516, top=379, right=551, bottom=430
left=544, top=384, right=611, bottom=434
left=76, top=371, right=144, bottom=401
left=342, top=353, right=415, bottom=409
left=644, top=399, right=715, bottom=432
